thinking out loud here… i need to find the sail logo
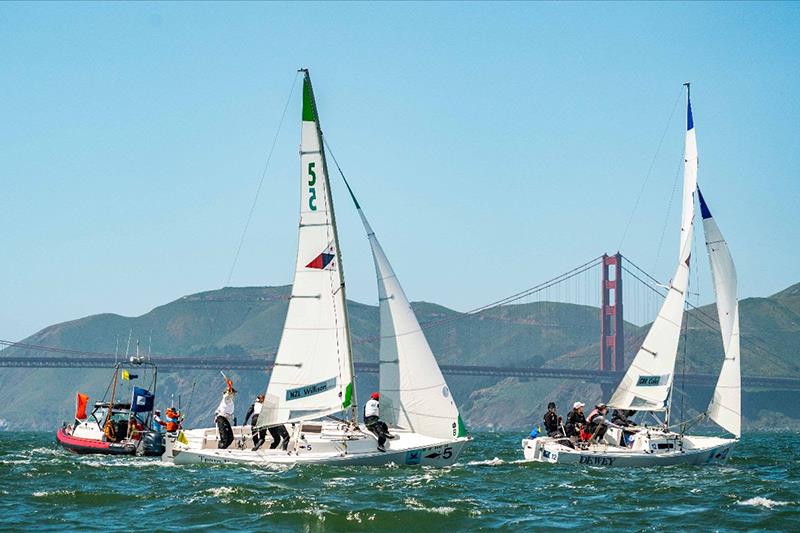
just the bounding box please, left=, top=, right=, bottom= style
left=306, top=244, right=336, bottom=270
left=637, top=375, right=664, bottom=387
left=308, top=162, right=317, bottom=211
left=286, top=377, right=337, bottom=401
left=405, top=450, right=421, bottom=465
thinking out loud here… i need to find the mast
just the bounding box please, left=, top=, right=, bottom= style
left=300, top=69, right=359, bottom=422
left=608, top=83, right=697, bottom=414
left=261, top=70, right=358, bottom=427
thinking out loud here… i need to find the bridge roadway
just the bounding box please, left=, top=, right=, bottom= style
left=1, top=355, right=797, bottom=390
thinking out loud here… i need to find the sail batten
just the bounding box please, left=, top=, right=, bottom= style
left=260, top=71, right=356, bottom=427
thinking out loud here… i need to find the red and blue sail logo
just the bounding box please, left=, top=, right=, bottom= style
left=306, top=244, right=336, bottom=270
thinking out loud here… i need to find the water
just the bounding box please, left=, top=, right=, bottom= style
left=1, top=432, right=798, bottom=531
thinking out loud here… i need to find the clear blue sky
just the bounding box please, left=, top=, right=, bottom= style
left=1, top=2, right=798, bottom=342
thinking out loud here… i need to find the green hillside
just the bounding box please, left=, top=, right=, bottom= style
left=1, top=283, right=798, bottom=432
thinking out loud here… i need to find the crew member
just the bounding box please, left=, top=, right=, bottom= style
left=364, top=392, right=394, bottom=452
left=152, top=410, right=165, bottom=433
left=565, top=402, right=586, bottom=439
left=586, top=403, right=613, bottom=442
left=164, top=406, right=182, bottom=433
left=214, top=384, right=236, bottom=449
left=267, top=424, right=290, bottom=451
left=612, top=409, right=637, bottom=446
left=244, top=395, right=267, bottom=451
left=611, top=409, right=636, bottom=427
left=543, top=402, right=563, bottom=437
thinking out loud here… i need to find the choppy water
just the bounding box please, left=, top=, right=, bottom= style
left=1, top=432, right=798, bottom=531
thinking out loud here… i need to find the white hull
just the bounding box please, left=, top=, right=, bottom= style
left=164, top=421, right=470, bottom=467
left=523, top=428, right=737, bottom=467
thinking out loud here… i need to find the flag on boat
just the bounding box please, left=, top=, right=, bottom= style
left=131, top=387, right=155, bottom=413
left=121, top=370, right=138, bottom=381
left=177, top=431, right=189, bottom=445
left=75, top=392, right=89, bottom=420
left=305, top=244, right=336, bottom=270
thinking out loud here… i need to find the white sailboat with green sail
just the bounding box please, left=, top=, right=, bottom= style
left=523, top=85, right=741, bottom=466
left=164, top=69, right=469, bottom=466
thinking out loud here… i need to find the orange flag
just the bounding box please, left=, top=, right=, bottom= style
left=75, top=392, right=89, bottom=420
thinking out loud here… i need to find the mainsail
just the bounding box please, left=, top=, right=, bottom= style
left=699, top=189, right=741, bottom=438
left=608, top=86, right=697, bottom=411
left=261, top=70, right=356, bottom=426
left=342, top=180, right=465, bottom=440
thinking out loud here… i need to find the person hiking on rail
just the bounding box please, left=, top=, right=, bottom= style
left=363, top=392, right=396, bottom=452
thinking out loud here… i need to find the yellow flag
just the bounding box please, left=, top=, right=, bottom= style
left=121, top=370, right=130, bottom=381
left=177, top=431, right=188, bottom=445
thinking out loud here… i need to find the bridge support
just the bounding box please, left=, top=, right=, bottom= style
left=600, top=253, right=624, bottom=395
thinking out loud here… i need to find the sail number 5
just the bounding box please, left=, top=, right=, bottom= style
left=308, top=162, right=317, bottom=211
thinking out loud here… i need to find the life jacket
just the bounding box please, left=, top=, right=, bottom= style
left=165, top=408, right=181, bottom=432
left=587, top=408, right=601, bottom=426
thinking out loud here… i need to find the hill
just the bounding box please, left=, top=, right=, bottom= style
left=1, top=283, right=798, bottom=431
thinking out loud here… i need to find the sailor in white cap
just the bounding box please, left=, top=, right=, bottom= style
left=565, top=401, right=586, bottom=439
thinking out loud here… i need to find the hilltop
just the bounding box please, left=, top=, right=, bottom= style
left=1, top=283, right=799, bottom=431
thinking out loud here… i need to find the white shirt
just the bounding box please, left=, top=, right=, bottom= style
left=252, top=400, right=263, bottom=416
left=364, top=398, right=380, bottom=418
left=215, top=391, right=235, bottom=420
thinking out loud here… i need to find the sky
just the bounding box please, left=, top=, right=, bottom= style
left=1, top=2, right=799, bottom=342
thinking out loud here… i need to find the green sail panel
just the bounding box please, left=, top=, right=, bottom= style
left=302, top=77, right=317, bottom=122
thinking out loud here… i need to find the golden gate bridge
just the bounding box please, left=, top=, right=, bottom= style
left=1, top=253, right=797, bottom=392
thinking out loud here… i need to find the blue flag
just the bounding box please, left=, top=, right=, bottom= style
left=131, top=387, right=154, bottom=413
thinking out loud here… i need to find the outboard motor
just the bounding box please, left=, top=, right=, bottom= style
left=139, top=431, right=165, bottom=457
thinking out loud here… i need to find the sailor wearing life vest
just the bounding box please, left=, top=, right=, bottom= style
left=586, top=403, right=615, bottom=442
left=363, top=392, right=395, bottom=452
left=164, top=407, right=181, bottom=433
left=214, top=384, right=236, bottom=449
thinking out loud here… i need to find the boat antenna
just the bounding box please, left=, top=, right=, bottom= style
left=124, top=329, right=132, bottom=359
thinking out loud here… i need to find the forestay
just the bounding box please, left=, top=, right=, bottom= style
left=342, top=181, right=465, bottom=440
left=699, top=189, right=741, bottom=438
left=260, top=71, right=355, bottom=426
left=608, top=87, right=697, bottom=411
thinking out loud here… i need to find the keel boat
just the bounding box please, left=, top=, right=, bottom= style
left=524, top=85, right=741, bottom=466
left=164, top=69, right=470, bottom=466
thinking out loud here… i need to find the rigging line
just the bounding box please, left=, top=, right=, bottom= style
left=618, top=85, right=684, bottom=250
left=225, top=72, right=300, bottom=286
left=322, top=135, right=602, bottom=315
left=651, top=157, right=684, bottom=274
left=621, top=266, right=788, bottom=367
left=0, top=339, right=279, bottom=360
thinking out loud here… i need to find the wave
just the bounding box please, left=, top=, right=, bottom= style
left=737, top=497, right=791, bottom=509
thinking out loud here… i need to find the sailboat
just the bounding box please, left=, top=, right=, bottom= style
left=163, top=69, right=470, bottom=466
left=523, top=85, right=741, bottom=466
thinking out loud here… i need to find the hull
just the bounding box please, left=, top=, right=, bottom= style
left=56, top=427, right=136, bottom=455
left=56, top=426, right=164, bottom=456
left=164, top=422, right=470, bottom=467
left=523, top=430, right=737, bottom=467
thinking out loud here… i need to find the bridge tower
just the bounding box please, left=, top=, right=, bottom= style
left=600, top=253, right=624, bottom=398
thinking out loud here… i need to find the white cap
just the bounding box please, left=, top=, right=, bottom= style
left=573, top=401, right=585, bottom=409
